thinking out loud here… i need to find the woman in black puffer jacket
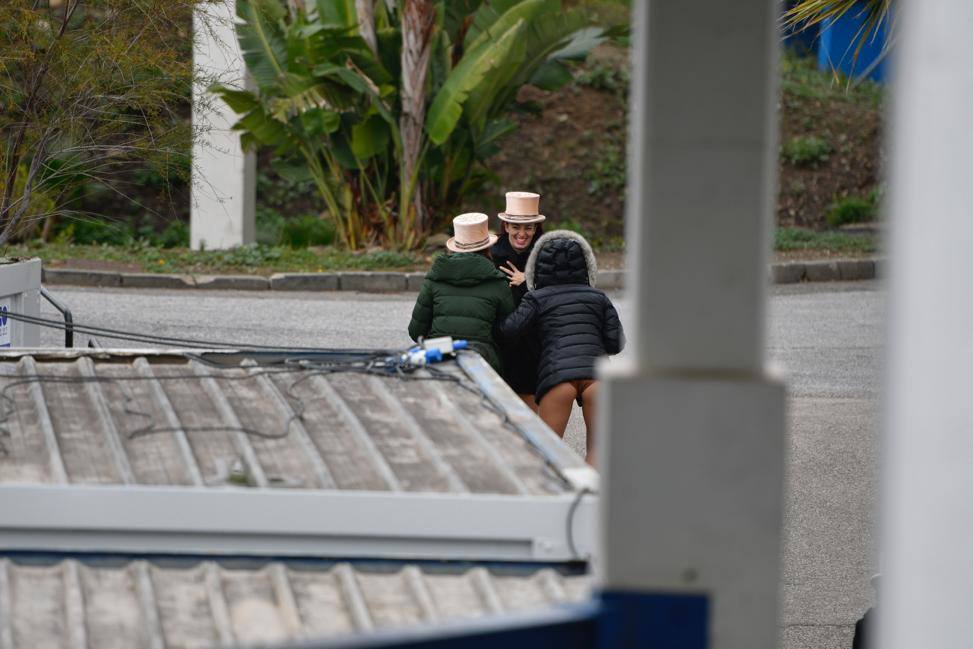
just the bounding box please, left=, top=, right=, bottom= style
left=500, top=230, right=624, bottom=464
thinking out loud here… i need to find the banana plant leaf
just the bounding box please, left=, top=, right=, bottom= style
left=315, top=0, right=358, bottom=29
left=529, top=59, right=573, bottom=91
left=464, top=0, right=551, bottom=53
left=351, top=113, right=391, bottom=159
left=465, top=0, right=558, bottom=48
left=466, top=9, right=588, bottom=132
left=236, top=0, right=288, bottom=89
left=426, top=18, right=525, bottom=145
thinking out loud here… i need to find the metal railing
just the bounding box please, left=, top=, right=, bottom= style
left=39, top=287, right=73, bottom=348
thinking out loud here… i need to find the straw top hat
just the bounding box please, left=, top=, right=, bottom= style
left=446, top=213, right=498, bottom=253
left=498, top=191, right=546, bottom=224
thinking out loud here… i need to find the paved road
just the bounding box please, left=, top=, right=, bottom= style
left=38, top=282, right=883, bottom=648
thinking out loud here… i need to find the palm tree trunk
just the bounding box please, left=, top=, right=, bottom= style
left=356, top=0, right=378, bottom=57
left=399, top=0, right=434, bottom=237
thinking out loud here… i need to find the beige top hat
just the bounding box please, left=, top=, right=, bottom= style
left=446, top=213, right=498, bottom=253
left=498, top=191, right=546, bottom=224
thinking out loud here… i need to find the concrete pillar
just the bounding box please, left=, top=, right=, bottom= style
left=191, top=0, right=255, bottom=250
left=880, top=2, right=973, bottom=647
left=598, top=2, right=784, bottom=648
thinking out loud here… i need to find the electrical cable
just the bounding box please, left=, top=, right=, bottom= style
left=566, top=486, right=593, bottom=561
left=0, top=308, right=575, bottom=493
left=0, top=308, right=390, bottom=354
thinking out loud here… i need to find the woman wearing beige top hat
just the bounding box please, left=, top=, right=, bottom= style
left=491, top=191, right=545, bottom=411
left=408, top=213, right=514, bottom=374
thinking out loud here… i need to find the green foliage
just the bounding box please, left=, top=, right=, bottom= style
left=256, top=206, right=286, bottom=246
left=576, top=63, right=628, bottom=93
left=565, top=0, right=630, bottom=29
left=775, top=227, right=876, bottom=253
left=281, top=214, right=336, bottom=248
left=586, top=141, right=625, bottom=194
left=780, top=51, right=882, bottom=106
left=53, top=216, right=190, bottom=248
left=157, top=221, right=191, bottom=248
left=825, top=188, right=880, bottom=227
left=215, top=0, right=602, bottom=249
left=9, top=240, right=423, bottom=274
left=781, top=135, right=832, bottom=168
left=0, top=0, right=199, bottom=244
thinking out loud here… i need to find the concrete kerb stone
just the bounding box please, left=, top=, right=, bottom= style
left=42, top=268, right=121, bottom=287
left=269, top=273, right=339, bottom=291
left=120, top=273, right=195, bottom=289
left=338, top=272, right=407, bottom=292
left=193, top=275, right=269, bottom=290
left=405, top=273, right=426, bottom=292
left=837, top=259, right=875, bottom=281
left=771, top=262, right=806, bottom=284
left=39, top=258, right=885, bottom=293
left=803, top=260, right=841, bottom=283
left=596, top=270, right=625, bottom=290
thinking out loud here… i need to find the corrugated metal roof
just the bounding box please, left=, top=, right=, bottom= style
left=0, top=351, right=570, bottom=495
left=0, top=558, right=592, bottom=648
left=0, top=348, right=597, bottom=647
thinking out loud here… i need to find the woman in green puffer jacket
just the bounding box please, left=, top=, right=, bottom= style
left=408, top=213, right=515, bottom=373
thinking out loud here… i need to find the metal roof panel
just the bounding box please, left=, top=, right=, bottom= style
left=0, top=351, right=582, bottom=496
left=0, top=558, right=592, bottom=649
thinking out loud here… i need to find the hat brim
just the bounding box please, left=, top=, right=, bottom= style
left=498, top=213, right=546, bottom=224
left=446, top=233, right=498, bottom=253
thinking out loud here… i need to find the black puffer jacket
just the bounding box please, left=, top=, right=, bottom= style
left=491, top=231, right=542, bottom=394
left=500, top=230, right=624, bottom=402
left=490, top=227, right=541, bottom=306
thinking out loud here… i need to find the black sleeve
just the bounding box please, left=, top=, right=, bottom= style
left=602, top=295, right=624, bottom=354
left=500, top=293, right=539, bottom=341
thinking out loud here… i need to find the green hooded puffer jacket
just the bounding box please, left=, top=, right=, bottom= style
left=408, top=252, right=515, bottom=373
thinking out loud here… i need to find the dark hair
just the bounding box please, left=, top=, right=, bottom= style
left=475, top=248, right=494, bottom=261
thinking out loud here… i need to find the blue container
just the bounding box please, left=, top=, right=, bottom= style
left=782, top=0, right=820, bottom=56
left=817, top=4, right=890, bottom=83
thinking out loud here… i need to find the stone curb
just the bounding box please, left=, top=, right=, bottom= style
left=41, top=258, right=883, bottom=292
left=43, top=268, right=122, bottom=287
left=269, top=273, right=339, bottom=291
left=194, top=275, right=269, bottom=290
left=770, top=258, right=880, bottom=285
left=120, top=272, right=195, bottom=289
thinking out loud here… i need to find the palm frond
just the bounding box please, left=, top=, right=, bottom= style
left=785, top=0, right=894, bottom=65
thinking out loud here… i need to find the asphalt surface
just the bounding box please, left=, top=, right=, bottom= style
left=37, top=281, right=883, bottom=648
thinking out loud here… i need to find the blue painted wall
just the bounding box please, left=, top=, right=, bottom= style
left=783, top=1, right=890, bottom=84
left=817, top=5, right=890, bottom=83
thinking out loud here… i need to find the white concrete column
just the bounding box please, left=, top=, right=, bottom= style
left=598, top=1, right=784, bottom=648
left=191, top=0, right=255, bottom=250
left=880, top=2, right=973, bottom=647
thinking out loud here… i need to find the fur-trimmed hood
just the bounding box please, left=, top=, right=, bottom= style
left=524, top=229, right=598, bottom=291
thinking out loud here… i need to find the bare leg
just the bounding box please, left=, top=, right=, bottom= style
left=580, top=380, right=598, bottom=466
left=538, top=382, right=578, bottom=438
left=518, top=393, right=539, bottom=414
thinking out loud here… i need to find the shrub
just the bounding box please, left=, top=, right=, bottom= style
left=60, top=219, right=132, bottom=246
left=256, top=206, right=286, bottom=246
left=586, top=141, right=626, bottom=194
left=157, top=220, right=189, bottom=248
left=782, top=135, right=832, bottom=168
left=576, top=64, right=629, bottom=94
left=826, top=191, right=879, bottom=228
left=280, top=215, right=336, bottom=248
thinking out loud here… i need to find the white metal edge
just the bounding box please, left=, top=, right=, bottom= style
left=453, top=352, right=595, bottom=490
left=0, top=485, right=596, bottom=563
